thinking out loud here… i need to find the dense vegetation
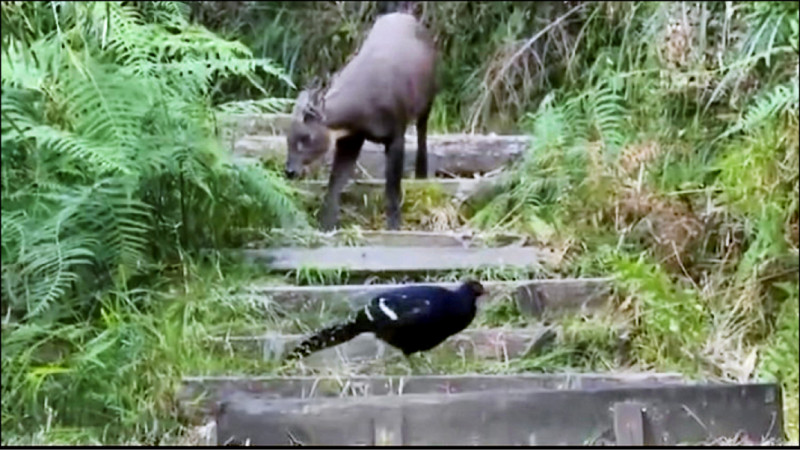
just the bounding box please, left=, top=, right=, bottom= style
left=2, top=1, right=798, bottom=445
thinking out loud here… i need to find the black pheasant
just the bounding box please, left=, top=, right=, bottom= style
left=285, top=280, right=486, bottom=360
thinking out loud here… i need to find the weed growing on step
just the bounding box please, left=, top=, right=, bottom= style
left=290, top=266, right=352, bottom=286
left=328, top=182, right=467, bottom=231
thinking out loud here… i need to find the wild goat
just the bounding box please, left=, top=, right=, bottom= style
left=284, top=12, right=438, bottom=231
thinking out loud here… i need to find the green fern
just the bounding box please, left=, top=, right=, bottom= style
left=470, top=81, right=628, bottom=233
left=1, top=1, right=301, bottom=320
left=717, top=81, right=800, bottom=141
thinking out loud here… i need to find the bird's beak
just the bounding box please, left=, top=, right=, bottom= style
left=476, top=289, right=489, bottom=306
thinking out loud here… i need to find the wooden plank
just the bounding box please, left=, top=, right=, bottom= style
left=228, top=133, right=529, bottom=178
left=239, top=278, right=612, bottom=319
left=613, top=402, right=646, bottom=445
left=207, top=327, right=559, bottom=367
left=178, top=373, right=686, bottom=422
left=234, top=245, right=561, bottom=272
left=214, top=383, right=783, bottom=445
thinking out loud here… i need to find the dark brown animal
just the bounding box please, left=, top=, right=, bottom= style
left=284, top=12, right=438, bottom=231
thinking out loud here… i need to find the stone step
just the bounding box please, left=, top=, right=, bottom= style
left=218, top=114, right=529, bottom=178
left=178, top=372, right=686, bottom=422
left=230, top=244, right=561, bottom=272
left=212, top=382, right=783, bottom=445
left=208, top=327, right=560, bottom=369
left=239, top=278, right=612, bottom=320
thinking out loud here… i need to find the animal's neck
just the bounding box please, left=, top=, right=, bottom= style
left=327, top=128, right=351, bottom=142
left=323, top=127, right=352, bottom=156
left=454, top=286, right=478, bottom=312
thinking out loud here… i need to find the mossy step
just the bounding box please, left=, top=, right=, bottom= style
left=207, top=327, right=559, bottom=369
left=239, top=278, right=612, bottom=320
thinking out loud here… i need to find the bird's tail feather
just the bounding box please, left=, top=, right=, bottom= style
left=285, top=316, right=368, bottom=360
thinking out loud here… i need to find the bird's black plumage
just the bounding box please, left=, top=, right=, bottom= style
left=285, top=280, right=486, bottom=360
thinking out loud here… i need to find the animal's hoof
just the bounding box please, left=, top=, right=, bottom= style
left=318, top=211, right=338, bottom=232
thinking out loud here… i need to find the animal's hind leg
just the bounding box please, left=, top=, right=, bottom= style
left=385, top=134, right=405, bottom=230
left=415, top=104, right=431, bottom=179
left=319, top=134, right=364, bottom=231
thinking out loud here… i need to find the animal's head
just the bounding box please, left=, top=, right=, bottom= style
left=461, top=279, right=486, bottom=298
left=285, top=86, right=331, bottom=179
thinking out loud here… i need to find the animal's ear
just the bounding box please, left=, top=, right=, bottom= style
left=302, top=105, right=323, bottom=124
left=309, top=87, right=326, bottom=109
left=292, top=90, right=311, bottom=120
left=295, top=77, right=326, bottom=124
left=304, top=89, right=326, bottom=123
left=307, top=76, right=323, bottom=91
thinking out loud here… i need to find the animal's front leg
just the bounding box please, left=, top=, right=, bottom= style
left=415, top=106, right=431, bottom=179
left=319, top=135, right=363, bottom=231
left=385, top=134, right=405, bottom=230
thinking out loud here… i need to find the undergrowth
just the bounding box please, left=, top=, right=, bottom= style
left=0, top=0, right=306, bottom=443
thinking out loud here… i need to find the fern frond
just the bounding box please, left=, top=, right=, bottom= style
left=717, top=81, right=800, bottom=141
left=234, top=165, right=309, bottom=229
left=14, top=122, right=131, bottom=175
left=75, top=180, right=153, bottom=272
left=60, top=63, right=150, bottom=162
left=580, top=82, right=628, bottom=151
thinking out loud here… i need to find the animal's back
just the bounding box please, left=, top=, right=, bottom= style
left=324, top=13, right=437, bottom=135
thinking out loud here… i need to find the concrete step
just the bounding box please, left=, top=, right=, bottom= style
left=218, top=113, right=529, bottom=178
left=238, top=278, right=612, bottom=320
left=211, top=381, right=783, bottom=445
left=207, top=327, right=560, bottom=369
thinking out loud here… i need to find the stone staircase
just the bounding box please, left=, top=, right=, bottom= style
left=179, top=114, right=784, bottom=445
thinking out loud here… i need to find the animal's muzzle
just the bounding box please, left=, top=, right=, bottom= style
left=284, top=168, right=299, bottom=179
